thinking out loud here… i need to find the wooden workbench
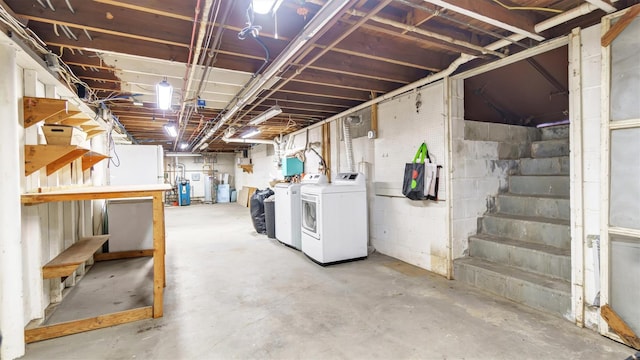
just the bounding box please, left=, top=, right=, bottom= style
left=21, top=184, right=172, bottom=343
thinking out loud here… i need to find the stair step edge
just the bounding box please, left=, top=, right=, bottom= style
left=482, top=212, right=570, bottom=226
left=455, top=257, right=571, bottom=293
left=470, top=234, right=570, bottom=256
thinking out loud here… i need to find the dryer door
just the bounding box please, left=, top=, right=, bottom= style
left=301, top=193, right=320, bottom=239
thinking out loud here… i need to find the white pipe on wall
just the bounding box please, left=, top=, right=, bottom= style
left=0, top=44, right=26, bottom=359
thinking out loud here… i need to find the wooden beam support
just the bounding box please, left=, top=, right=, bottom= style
left=46, top=147, right=89, bottom=175
left=25, top=307, right=152, bottom=343
left=81, top=151, right=110, bottom=171
left=24, top=145, right=88, bottom=176
left=601, top=304, right=640, bottom=350
left=601, top=4, right=640, bottom=47
left=94, top=250, right=154, bottom=261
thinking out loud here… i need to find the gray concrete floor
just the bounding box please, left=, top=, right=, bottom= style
left=24, top=203, right=634, bottom=359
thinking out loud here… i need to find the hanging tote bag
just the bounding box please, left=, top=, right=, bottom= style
left=402, top=143, right=429, bottom=200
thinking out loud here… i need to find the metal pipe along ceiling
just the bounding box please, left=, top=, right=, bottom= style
left=174, top=0, right=215, bottom=150
left=193, top=0, right=356, bottom=150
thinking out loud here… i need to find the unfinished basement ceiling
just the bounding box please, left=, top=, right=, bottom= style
left=2, top=0, right=636, bottom=152
left=464, top=45, right=569, bottom=127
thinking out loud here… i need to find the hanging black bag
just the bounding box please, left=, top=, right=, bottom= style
left=402, top=143, right=429, bottom=200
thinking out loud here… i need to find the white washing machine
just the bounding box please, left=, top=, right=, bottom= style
left=275, top=174, right=328, bottom=250
left=301, top=172, right=368, bottom=265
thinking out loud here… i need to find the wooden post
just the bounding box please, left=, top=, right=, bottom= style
left=152, top=192, right=165, bottom=317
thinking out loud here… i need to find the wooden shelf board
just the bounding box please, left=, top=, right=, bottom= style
left=42, top=235, right=110, bottom=279
left=43, top=110, right=82, bottom=125
left=239, top=164, right=254, bottom=173
left=25, top=145, right=83, bottom=176
left=86, top=129, right=106, bottom=140
left=46, top=148, right=89, bottom=175
left=61, top=117, right=92, bottom=127
left=81, top=151, right=109, bottom=171
left=23, top=97, right=68, bottom=128
left=80, top=125, right=101, bottom=132
left=21, top=184, right=172, bottom=204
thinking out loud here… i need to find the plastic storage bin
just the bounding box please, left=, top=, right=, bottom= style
left=264, top=197, right=276, bottom=239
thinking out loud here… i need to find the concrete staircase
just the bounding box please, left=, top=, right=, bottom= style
left=455, top=125, right=571, bottom=318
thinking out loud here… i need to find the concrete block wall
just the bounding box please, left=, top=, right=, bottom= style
left=450, top=78, right=539, bottom=260
left=578, top=24, right=603, bottom=331
left=234, top=144, right=279, bottom=190
left=371, top=81, right=449, bottom=276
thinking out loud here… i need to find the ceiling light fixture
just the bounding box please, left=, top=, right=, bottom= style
left=179, top=142, right=188, bottom=150
left=248, top=105, right=282, bottom=125
left=241, top=128, right=261, bottom=139
left=164, top=123, right=178, bottom=137
left=156, top=78, right=173, bottom=110
left=252, top=0, right=283, bottom=15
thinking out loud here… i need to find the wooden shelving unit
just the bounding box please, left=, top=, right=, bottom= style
left=23, top=97, right=109, bottom=176
left=21, top=184, right=172, bottom=343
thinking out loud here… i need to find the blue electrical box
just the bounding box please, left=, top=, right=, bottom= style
left=282, top=157, right=303, bottom=176
left=178, top=180, right=191, bottom=206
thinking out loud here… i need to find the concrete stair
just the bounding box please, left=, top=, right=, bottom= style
left=455, top=124, right=572, bottom=318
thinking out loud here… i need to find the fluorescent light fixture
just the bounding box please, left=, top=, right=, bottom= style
left=179, top=142, right=188, bottom=150
left=164, top=123, right=178, bottom=137
left=253, top=0, right=282, bottom=14
left=241, top=128, right=261, bottom=139
left=248, top=105, right=282, bottom=125
left=133, top=100, right=144, bottom=106
left=156, top=79, right=173, bottom=110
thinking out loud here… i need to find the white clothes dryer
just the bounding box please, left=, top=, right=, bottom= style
left=301, top=172, right=368, bottom=265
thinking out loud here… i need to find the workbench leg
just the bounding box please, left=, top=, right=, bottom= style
left=152, top=193, right=165, bottom=318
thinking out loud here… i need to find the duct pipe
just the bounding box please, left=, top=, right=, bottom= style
left=342, top=118, right=355, bottom=172
left=174, top=0, right=214, bottom=149
left=175, top=163, right=186, bottom=182
left=423, top=0, right=544, bottom=41
left=489, top=3, right=604, bottom=51
left=534, top=3, right=598, bottom=33
left=294, top=0, right=607, bottom=135
left=193, top=0, right=352, bottom=150
left=584, top=0, right=617, bottom=13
